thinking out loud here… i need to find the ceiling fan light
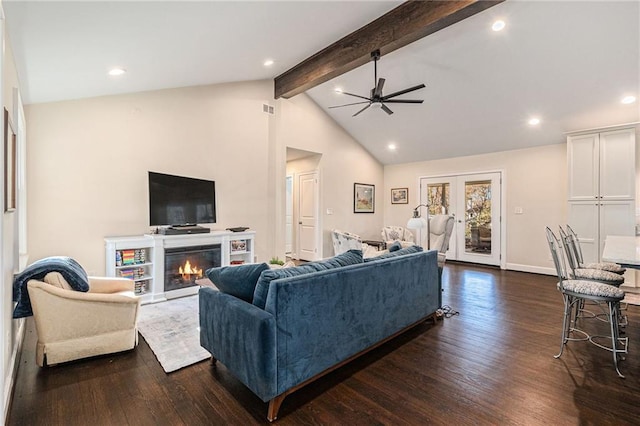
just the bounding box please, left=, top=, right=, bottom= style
left=371, top=101, right=382, bottom=109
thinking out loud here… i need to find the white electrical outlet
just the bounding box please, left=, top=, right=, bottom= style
left=514, top=207, right=524, bottom=215
left=326, top=208, right=334, bottom=215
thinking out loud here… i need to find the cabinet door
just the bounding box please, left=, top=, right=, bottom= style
left=599, top=128, right=636, bottom=200
left=567, top=133, right=599, bottom=201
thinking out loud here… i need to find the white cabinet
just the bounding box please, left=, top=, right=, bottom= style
left=106, top=231, right=256, bottom=304
left=568, top=128, right=636, bottom=201
left=567, top=126, right=636, bottom=263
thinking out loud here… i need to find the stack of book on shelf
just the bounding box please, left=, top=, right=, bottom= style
left=117, top=249, right=146, bottom=266
left=134, top=280, right=148, bottom=294
left=230, top=260, right=245, bottom=265
left=118, top=267, right=146, bottom=280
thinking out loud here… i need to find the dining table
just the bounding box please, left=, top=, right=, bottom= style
left=602, top=235, right=640, bottom=269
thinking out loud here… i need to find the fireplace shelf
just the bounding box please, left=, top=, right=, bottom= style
left=105, top=230, right=255, bottom=304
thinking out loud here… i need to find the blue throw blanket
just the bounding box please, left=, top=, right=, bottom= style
left=12, top=256, right=90, bottom=318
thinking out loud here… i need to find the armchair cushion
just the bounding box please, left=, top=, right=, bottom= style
left=13, top=256, right=90, bottom=318
left=206, top=262, right=270, bottom=302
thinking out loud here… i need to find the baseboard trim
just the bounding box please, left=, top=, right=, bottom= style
left=4, top=318, right=25, bottom=422
left=506, top=263, right=555, bottom=276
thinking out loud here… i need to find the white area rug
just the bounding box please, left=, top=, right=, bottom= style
left=137, top=294, right=211, bottom=373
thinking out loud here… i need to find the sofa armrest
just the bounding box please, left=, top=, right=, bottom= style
left=199, top=288, right=277, bottom=401
left=88, top=276, right=135, bottom=293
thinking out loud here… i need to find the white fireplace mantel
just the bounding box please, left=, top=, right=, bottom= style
left=105, top=230, right=255, bottom=304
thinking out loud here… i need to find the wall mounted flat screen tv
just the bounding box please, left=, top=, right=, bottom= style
left=148, top=172, right=216, bottom=226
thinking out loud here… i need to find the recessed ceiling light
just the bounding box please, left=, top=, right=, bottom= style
left=334, top=87, right=343, bottom=93
left=621, top=95, right=636, bottom=104
left=492, top=20, right=506, bottom=31
left=108, top=68, right=126, bottom=76
left=388, top=143, right=397, bottom=151
left=263, top=59, right=274, bottom=67
left=528, top=117, right=541, bottom=126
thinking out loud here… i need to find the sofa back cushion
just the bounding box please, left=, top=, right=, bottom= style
left=206, top=263, right=270, bottom=302
left=364, top=244, right=423, bottom=262
left=252, top=249, right=363, bottom=309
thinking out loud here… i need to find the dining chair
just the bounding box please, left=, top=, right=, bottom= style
left=546, top=227, right=627, bottom=378
left=565, top=225, right=626, bottom=274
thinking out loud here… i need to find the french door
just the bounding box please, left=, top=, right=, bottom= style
left=420, top=172, right=502, bottom=266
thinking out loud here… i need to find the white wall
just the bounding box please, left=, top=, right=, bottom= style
left=2, top=24, right=24, bottom=423
left=275, top=94, right=384, bottom=257
left=384, top=143, right=567, bottom=273
left=25, top=82, right=383, bottom=271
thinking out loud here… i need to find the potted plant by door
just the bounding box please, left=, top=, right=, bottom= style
left=269, top=257, right=285, bottom=269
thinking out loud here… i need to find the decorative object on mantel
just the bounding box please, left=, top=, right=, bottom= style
left=226, top=227, right=249, bottom=232
left=407, top=203, right=430, bottom=249
left=354, top=183, right=375, bottom=213
left=137, top=294, right=210, bottom=373
left=391, top=187, right=408, bottom=204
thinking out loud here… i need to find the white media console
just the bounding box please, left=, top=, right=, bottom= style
left=105, top=230, right=256, bottom=304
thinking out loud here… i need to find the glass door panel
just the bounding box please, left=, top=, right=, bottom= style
left=464, top=180, right=492, bottom=255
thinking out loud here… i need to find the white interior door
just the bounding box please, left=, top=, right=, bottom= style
left=297, top=171, right=320, bottom=261
left=421, top=172, right=502, bottom=266
left=285, top=175, right=293, bottom=254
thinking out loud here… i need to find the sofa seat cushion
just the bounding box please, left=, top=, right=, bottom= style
left=364, top=245, right=423, bottom=262
left=206, top=263, right=270, bottom=302
left=252, top=249, right=363, bottom=309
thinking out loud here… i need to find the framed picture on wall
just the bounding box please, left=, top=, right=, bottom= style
left=4, top=108, right=16, bottom=213
left=354, top=183, right=375, bottom=213
left=391, top=188, right=408, bottom=204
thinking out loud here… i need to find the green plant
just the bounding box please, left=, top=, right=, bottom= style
left=269, top=256, right=284, bottom=266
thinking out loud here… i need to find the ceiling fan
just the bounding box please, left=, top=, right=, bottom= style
left=329, top=49, right=426, bottom=117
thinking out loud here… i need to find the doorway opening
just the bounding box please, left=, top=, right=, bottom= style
left=420, top=171, right=503, bottom=267
left=286, top=148, right=322, bottom=261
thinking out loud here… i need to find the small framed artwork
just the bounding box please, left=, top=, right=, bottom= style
left=391, top=188, right=408, bottom=204
left=4, top=108, right=16, bottom=213
left=231, top=239, right=247, bottom=253
left=354, top=183, right=375, bottom=213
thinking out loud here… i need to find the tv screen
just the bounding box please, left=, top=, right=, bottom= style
left=148, top=172, right=216, bottom=226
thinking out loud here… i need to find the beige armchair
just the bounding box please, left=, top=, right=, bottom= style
left=27, top=274, right=141, bottom=367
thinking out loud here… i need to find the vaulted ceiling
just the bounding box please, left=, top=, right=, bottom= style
left=5, top=1, right=639, bottom=165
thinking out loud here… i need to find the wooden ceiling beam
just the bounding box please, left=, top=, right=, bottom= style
left=274, top=0, right=504, bottom=99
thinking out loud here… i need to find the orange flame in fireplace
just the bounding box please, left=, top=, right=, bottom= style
left=179, top=260, right=203, bottom=281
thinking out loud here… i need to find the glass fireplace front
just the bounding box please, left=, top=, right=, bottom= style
left=164, top=244, right=221, bottom=292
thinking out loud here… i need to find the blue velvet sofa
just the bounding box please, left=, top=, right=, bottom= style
left=199, top=248, right=439, bottom=421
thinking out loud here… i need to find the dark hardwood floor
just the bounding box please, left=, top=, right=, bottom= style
left=8, top=262, right=640, bottom=425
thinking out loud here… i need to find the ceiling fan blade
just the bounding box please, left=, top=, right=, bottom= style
left=382, top=84, right=426, bottom=100
left=353, top=104, right=371, bottom=117
left=381, top=104, right=394, bottom=115
left=374, top=78, right=385, bottom=97
left=384, top=99, right=424, bottom=104
left=340, top=91, right=372, bottom=101
left=328, top=101, right=371, bottom=109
